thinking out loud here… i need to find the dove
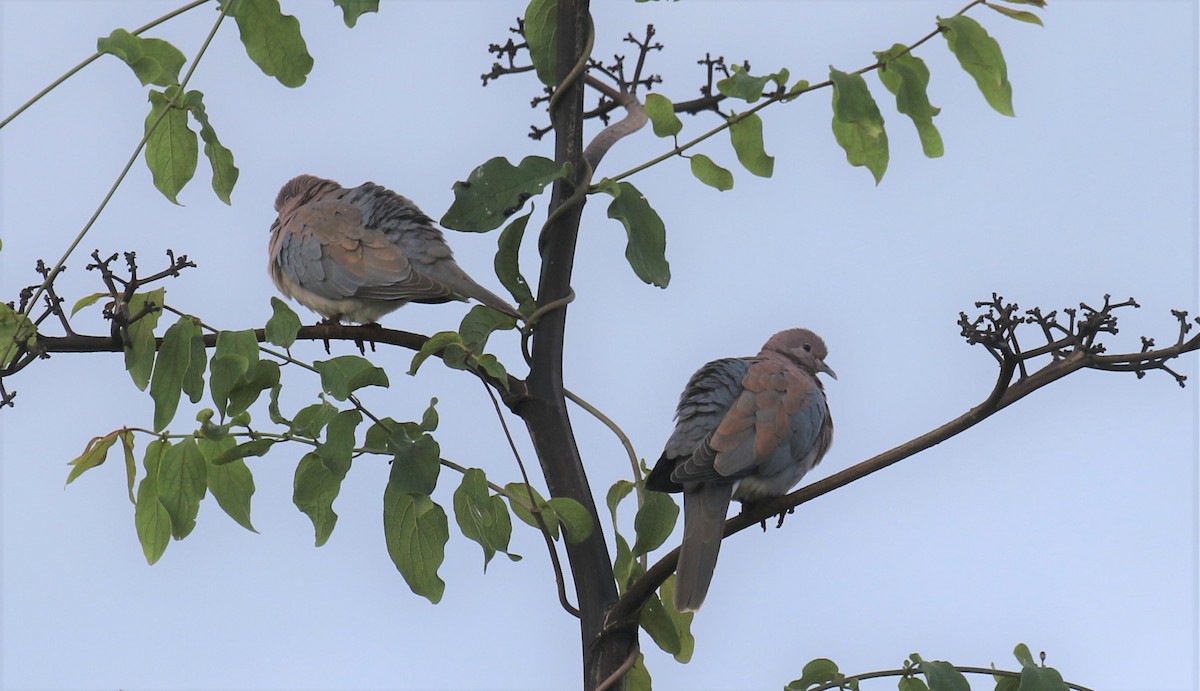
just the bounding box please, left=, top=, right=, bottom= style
left=268, top=174, right=521, bottom=324
left=647, top=328, right=835, bottom=612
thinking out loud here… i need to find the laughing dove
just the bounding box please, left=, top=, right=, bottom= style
left=268, top=174, right=521, bottom=324
left=647, top=328, right=835, bottom=612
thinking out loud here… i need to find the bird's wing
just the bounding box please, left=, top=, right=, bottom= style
left=275, top=196, right=458, bottom=304
left=648, top=358, right=751, bottom=490
left=706, top=356, right=827, bottom=479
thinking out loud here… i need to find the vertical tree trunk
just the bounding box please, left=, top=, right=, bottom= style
left=518, top=1, right=635, bottom=688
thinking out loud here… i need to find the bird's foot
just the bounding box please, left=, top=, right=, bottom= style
left=354, top=323, right=382, bottom=354
left=774, top=506, right=794, bottom=529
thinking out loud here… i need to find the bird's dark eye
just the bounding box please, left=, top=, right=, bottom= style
left=802, top=343, right=812, bottom=352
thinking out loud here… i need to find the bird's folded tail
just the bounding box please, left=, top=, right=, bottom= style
left=674, top=483, right=734, bottom=612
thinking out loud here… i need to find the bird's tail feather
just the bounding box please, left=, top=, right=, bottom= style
left=674, top=484, right=734, bottom=612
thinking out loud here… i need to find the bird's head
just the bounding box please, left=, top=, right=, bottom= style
left=273, top=174, right=339, bottom=220
left=762, top=328, right=837, bottom=380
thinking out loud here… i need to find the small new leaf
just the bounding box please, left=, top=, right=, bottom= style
left=939, top=15, right=1015, bottom=116
left=631, top=490, right=679, bottom=557
left=66, top=431, right=121, bottom=485
left=70, top=292, right=109, bottom=316
left=442, top=156, right=568, bottom=232
left=830, top=67, right=889, bottom=183
left=786, top=658, right=842, bottom=691
left=988, top=3, right=1044, bottom=26
left=458, top=305, right=516, bottom=353
left=598, top=179, right=671, bottom=288
left=408, top=331, right=466, bottom=375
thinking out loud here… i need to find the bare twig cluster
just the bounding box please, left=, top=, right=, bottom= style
left=0, top=250, right=194, bottom=406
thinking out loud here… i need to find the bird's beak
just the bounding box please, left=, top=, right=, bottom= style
left=818, top=360, right=837, bottom=380
left=269, top=219, right=280, bottom=235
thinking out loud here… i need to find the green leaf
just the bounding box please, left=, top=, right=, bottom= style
left=97, top=28, right=185, bottom=87
left=293, top=450, right=345, bottom=546
left=209, top=438, right=276, bottom=466
left=65, top=431, right=120, bottom=485
left=631, top=490, right=679, bottom=557
left=385, top=429, right=441, bottom=496
left=134, top=439, right=172, bottom=564
left=472, top=354, right=509, bottom=388
left=1012, top=643, right=1037, bottom=668
left=122, top=288, right=164, bottom=391
left=494, top=211, right=536, bottom=314
left=290, top=399, right=338, bottom=438
left=830, top=67, right=889, bottom=183
left=876, top=45, right=943, bottom=158
left=420, top=398, right=439, bottom=432
left=313, top=355, right=389, bottom=401
left=453, top=468, right=518, bottom=568
left=786, top=658, right=842, bottom=690
left=266, top=296, right=302, bottom=347
left=332, top=0, right=379, bottom=27
left=605, top=478, right=635, bottom=531
left=728, top=112, right=774, bottom=177
left=613, top=533, right=636, bottom=591
left=505, top=482, right=558, bottom=540
left=383, top=488, right=449, bottom=603
left=1019, top=666, right=1068, bottom=691
left=208, top=329, right=259, bottom=417
left=119, top=430, right=137, bottom=504
left=156, top=436, right=207, bottom=539
left=546, top=496, right=594, bottom=544
left=598, top=179, right=671, bottom=288
left=627, top=654, right=652, bottom=691
left=1002, top=0, right=1047, bottom=6
left=318, top=409, right=361, bottom=475
left=524, top=0, right=557, bottom=86
left=198, top=437, right=257, bottom=532
left=939, top=15, right=1014, bottom=116
left=408, top=331, right=466, bottom=375
left=441, top=156, right=568, bottom=232
left=145, top=87, right=198, bottom=204
left=70, top=291, right=108, bottom=317
left=149, top=315, right=199, bottom=431
left=458, top=305, right=517, bottom=353
left=639, top=591, right=683, bottom=657
left=987, top=3, right=1044, bottom=26
left=181, top=90, right=239, bottom=204
left=657, top=576, right=694, bottom=661
left=227, top=359, right=280, bottom=417
left=181, top=319, right=207, bottom=404
left=0, top=303, right=37, bottom=368
left=716, top=64, right=788, bottom=103
left=689, top=154, right=734, bottom=191
left=645, top=93, right=682, bottom=137
left=221, top=0, right=313, bottom=87
left=919, top=659, right=970, bottom=691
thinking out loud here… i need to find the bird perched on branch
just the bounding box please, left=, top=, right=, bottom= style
left=268, top=174, right=521, bottom=324
left=647, top=328, right=835, bottom=612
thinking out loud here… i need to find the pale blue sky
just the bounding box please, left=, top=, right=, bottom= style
left=2, top=2, right=1197, bottom=690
